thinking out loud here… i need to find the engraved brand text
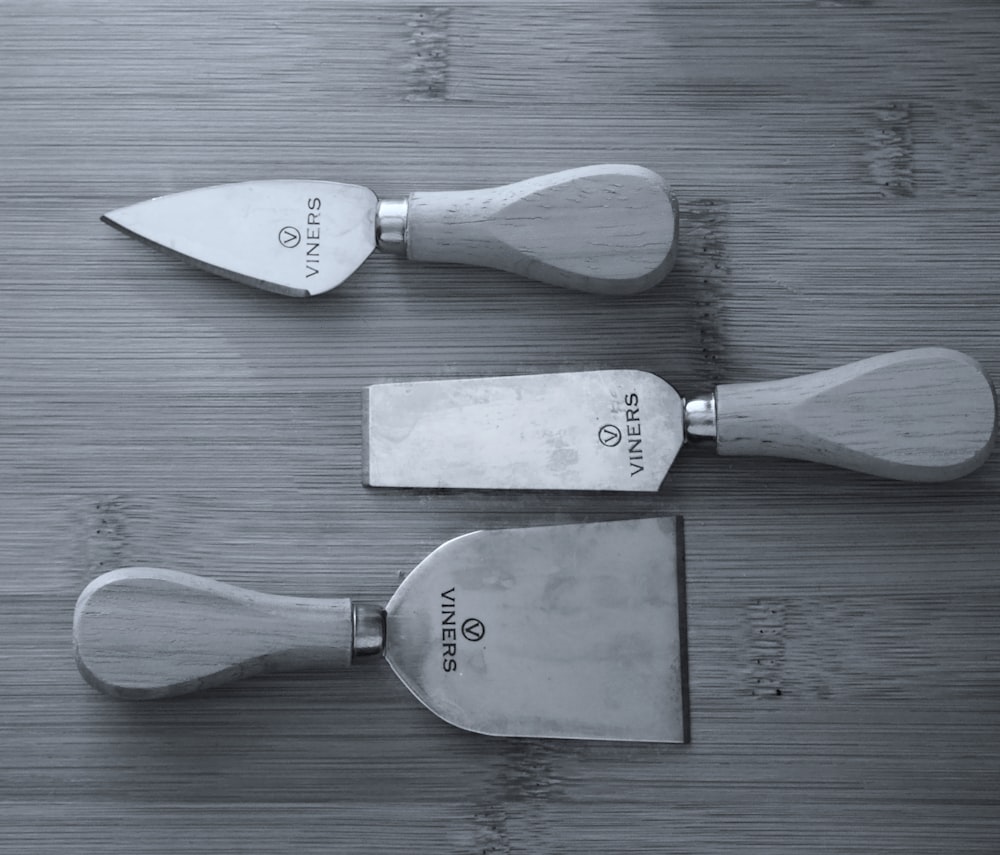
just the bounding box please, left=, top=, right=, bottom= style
left=625, top=392, right=644, bottom=476
left=440, top=588, right=457, bottom=672
left=305, top=197, right=321, bottom=278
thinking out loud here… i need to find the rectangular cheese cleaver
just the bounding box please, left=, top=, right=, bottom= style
left=74, top=517, right=688, bottom=743
left=364, top=348, right=997, bottom=491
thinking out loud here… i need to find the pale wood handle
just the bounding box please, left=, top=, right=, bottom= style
left=73, top=568, right=354, bottom=699
left=405, top=164, right=678, bottom=294
left=714, top=348, right=997, bottom=481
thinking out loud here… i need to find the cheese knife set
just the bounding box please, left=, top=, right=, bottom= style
left=74, top=165, right=998, bottom=743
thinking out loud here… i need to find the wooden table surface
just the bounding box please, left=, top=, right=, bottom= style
left=2, top=2, right=999, bottom=852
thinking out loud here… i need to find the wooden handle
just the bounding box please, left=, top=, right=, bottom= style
left=404, top=164, right=678, bottom=294
left=713, top=348, right=997, bottom=481
left=73, top=568, right=355, bottom=699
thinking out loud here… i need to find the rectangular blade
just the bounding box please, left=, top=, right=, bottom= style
left=384, top=517, right=689, bottom=742
left=363, top=371, right=685, bottom=492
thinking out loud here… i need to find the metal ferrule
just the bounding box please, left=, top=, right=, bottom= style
left=352, top=603, right=386, bottom=659
left=683, top=393, right=717, bottom=441
left=375, top=198, right=408, bottom=255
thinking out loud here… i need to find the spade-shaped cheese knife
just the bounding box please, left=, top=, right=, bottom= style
left=364, top=348, right=997, bottom=491
left=101, top=165, right=678, bottom=297
left=74, top=517, right=688, bottom=743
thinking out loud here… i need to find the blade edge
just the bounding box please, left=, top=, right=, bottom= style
left=384, top=517, right=690, bottom=743
left=364, top=371, right=683, bottom=492
left=102, top=212, right=311, bottom=298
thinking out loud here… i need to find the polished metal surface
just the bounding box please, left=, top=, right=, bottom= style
left=364, top=370, right=685, bottom=492
left=383, top=517, right=687, bottom=742
left=684, top=393, right=717, bottom=440
left=102, top=180, right=378, bottom=297
left=352, top=604, right=386, bottom=659
left=375, top=197, right=408, bottom=255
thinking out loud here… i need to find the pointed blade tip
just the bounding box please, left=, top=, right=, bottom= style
left=98, top=211, right=154, bottom=248
left=100, top=212, right=127, bottom=232
left=100, top=180, right=371, bottom=298
left=99, top=210, right=317, bottom=298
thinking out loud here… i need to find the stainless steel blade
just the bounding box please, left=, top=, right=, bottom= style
left=383, top=517, right=687, bottom=742
left=102, top=180, right=377, bottom=297
left=363, top=370, right=684, bottom=492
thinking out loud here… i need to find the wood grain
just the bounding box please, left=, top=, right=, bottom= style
left=74, top=567, right=355, bottom=699
left=406, top=164, right=678, bottom=293
left=2, top=1, right=999, bottom=853
left=714, top=347, right=997, bottom=480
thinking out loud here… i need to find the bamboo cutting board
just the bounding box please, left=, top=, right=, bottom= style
left=1, top=2, right=999, bottom=853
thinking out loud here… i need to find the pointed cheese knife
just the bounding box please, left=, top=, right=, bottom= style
left=363, top=348, right=997, bottom=491
left=74, top=517, right=688, bottom=743
left=101, top=165, right=678, bottom=297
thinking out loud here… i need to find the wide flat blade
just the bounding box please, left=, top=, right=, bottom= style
left=384, top=517, right=687, bottom=742
left=102, top=180, right=377, bottom=297
left=364, top=370, right=684, bottom=492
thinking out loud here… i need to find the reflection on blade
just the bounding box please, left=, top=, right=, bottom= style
left=384, top=517, right=688, bottom=743
left=364, top=371, right=685, bottom=492
left=103, top=180, right=378, bottom=297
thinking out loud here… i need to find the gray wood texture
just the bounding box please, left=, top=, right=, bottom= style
left=2, top=1, right=999, bottom=852
left=714, top=347, right=997, bottom=480
left=406, top=164, right=678, bottom=293
left=74, top=568, right=355, bottom=699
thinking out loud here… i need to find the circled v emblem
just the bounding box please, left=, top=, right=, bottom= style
left=598, top=424, right=622, bottom=447
left=461, top=618, right=485, bottom=642
left=278, top=226, right=301, bottom=248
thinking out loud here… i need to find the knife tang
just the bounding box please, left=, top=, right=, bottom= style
left=374, top=197, right=408, bottom=255
left=712, top=347, right=997, bottom=481
left=397, top=164, right=678, bottom=294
